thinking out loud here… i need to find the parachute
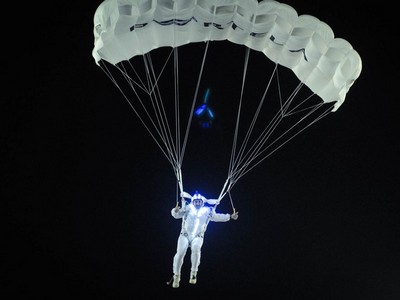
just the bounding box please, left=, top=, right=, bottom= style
left=92, top=0, right=362, bottom=205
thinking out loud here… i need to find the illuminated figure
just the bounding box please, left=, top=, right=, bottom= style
left=194, top=88, right=214, bottom=128
left=170, top=192, right=238, bottom=288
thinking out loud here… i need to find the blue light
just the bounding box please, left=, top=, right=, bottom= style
left=195, top=104, right=206, bottom=116
left=207, top=108, right=214, bottom=118
left=203, top=88, right=210, bottom=104
left=194, top=88, right=215, bottom=128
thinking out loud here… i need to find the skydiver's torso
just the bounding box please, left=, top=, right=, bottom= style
left=181, top=204, right=211, bottom=238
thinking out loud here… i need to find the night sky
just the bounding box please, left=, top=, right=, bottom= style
left=6, top=1, right=399, bottom=299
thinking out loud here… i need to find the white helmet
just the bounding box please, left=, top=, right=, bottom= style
left=191, top=192, right=205, bottom=209
left=191, top=192, right=204, bottom=201
left=181, top=191, right=220, bottom=206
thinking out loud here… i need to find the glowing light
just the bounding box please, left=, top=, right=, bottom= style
left=187, top=205, right=209, bottom=235
left=195, top=104, right=206, bottom=116
left=194, top=88, right=215, bottom=128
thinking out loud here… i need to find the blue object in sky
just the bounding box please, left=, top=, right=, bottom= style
left=194, top=88, right=214, bottom=128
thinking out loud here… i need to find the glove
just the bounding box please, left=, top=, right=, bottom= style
left=174, top=202, right=180, bottom=213
left=230, top=212, right=239, bottom=220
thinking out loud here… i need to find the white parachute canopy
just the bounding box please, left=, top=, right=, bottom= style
left=93, top=0, right=361, bottom=109
left=92, top=0, right=362, bottom=202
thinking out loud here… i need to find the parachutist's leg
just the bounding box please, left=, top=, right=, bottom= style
left=172, top=235, right=189, bottom=288
left=173, top=235, right=189, bottom=275
left=190, top=237, right=203, bottom=272
left=189, top=237, right=204, bottom=284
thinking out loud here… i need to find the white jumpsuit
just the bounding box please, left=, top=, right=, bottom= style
left=171, top=203, right=231, bottom=276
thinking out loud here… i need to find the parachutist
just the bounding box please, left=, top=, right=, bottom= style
left=170, top=192, right=238, bottom=288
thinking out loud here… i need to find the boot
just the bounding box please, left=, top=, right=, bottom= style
left=172, top=274, right=180, bottom=288
left=189, top=271, right=197, bottom=284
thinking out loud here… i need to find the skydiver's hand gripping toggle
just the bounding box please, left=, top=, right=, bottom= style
left=230, top=208, right=239, bottom=220
left=174, top=201, right=180, bottom=213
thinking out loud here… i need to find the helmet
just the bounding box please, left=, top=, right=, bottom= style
left=191, top=192, right=204, bottom=209
left=191, top=192, right=202, bottom=201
